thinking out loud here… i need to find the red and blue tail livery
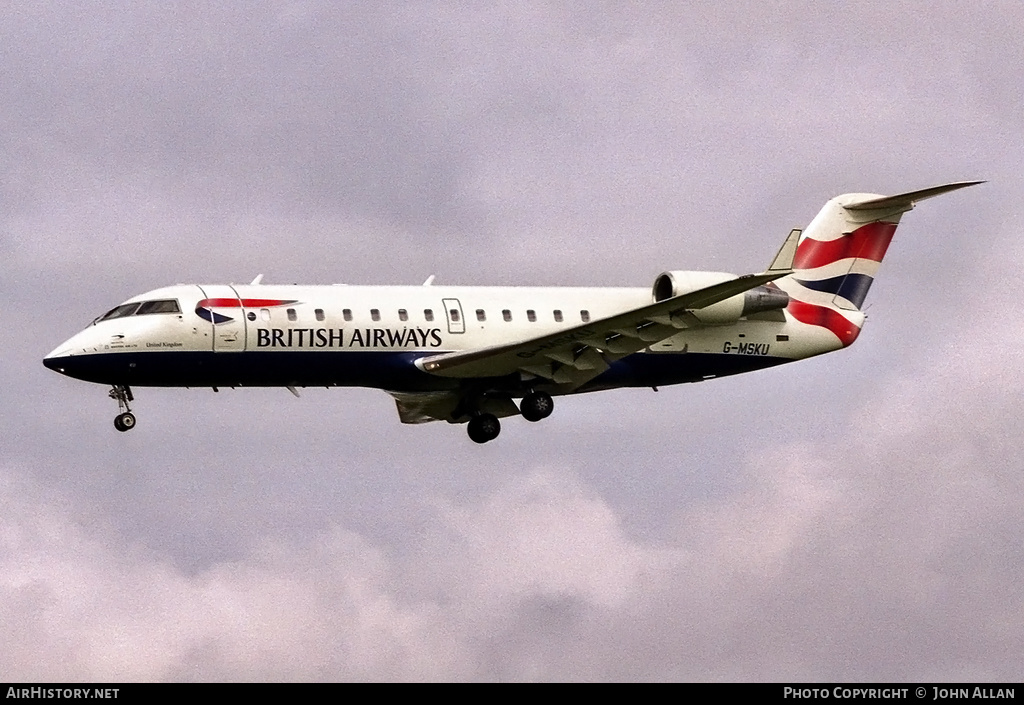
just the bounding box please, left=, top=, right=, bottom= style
left=44, top=182, right=982, bottom=442
left=773, top=183, right=982, bottom=348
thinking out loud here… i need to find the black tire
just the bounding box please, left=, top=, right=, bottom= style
left=520, top=392, right=554, bottom=422
left=115, top=412, right=136, bottom=432
left=467, top=413, right=501, bottom=443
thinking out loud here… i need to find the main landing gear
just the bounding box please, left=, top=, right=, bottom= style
left=520, top=391, right=554, bottom=422
left=109, top=385, right=136, bottom=432
left=464, top=392, right=556, bottom=444
left=467, top=413, right=501, bottom=444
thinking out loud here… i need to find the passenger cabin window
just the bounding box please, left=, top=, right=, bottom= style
left=553, top=309, right=563, bottom=323
left=287, top=308, right=297, bottom=322
left=476, top=309, right=486, bottom=322
left=503, top=309, right=512, bottom=322
left=580, top=310, right=591, bottom=323
left=315, top=308, right=325, bottom=322
left=449, top=308, right=460, bottom=323
left=260, top=308, right=270, bottom=322
left=343, top=309, right=353, bottom=322
left=527, top=310, right=537, bottom=322
left=398, top=309, right=408, bottom=322
left=371, top=309, right=381, bottom=322
left=424, top=309, right=434, bottom=322
left=136, top=300, right=181, bottom=315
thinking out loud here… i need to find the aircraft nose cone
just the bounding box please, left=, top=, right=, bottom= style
left=43, top=349, right=101, bottom=382
left=43, top=346, right=73, bottom=374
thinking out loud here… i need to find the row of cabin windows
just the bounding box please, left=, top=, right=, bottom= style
left=249, top=308, right=592, bottom=324
left=476, top=309, right=584, bottom=323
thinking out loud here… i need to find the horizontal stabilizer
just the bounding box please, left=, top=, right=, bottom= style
left=844, top=181, right=984, bottom=211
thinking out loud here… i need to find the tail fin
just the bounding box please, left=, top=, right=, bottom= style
left=775, top=181, right=982, bottom=346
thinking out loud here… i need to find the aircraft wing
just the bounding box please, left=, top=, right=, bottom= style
left=415, top=270, right=790, bottom=389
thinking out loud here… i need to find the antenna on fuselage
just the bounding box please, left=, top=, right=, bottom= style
left=422, top=275, right=436, bottom=286
left=250, top=274, right=264, bottom=285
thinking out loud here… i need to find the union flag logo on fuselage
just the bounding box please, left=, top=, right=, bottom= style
left=195, top=298, right=299, bottom=324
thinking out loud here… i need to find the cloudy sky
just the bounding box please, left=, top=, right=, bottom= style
left=4, top=1, right=1023, bottom=681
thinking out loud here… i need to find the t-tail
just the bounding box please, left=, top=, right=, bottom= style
left=773, top=181, right=983, bottom=347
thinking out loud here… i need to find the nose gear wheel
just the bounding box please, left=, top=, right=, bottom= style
left=114, top=412, right=136, bottom=432
left=109, top=385, right=137, bottom=432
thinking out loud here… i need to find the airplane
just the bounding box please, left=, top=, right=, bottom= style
left=43, top=181, right=981, bottom=443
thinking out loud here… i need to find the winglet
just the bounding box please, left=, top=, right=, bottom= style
left=767, top=229, right=800, bottom=272
left=844, top=180, right=984, bottom=212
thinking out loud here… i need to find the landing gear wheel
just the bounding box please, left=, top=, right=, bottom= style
left=520, top=391, right=554, bottom=422
left=109, top=385, right=136, bottom=432
left=467, top=413, right=501, bottom=444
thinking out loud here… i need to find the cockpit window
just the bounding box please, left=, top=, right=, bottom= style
left=136, top=299, right=181, bottom=315
left=95, top=299, right=181, bottom=324
left=96, top=303, right=140, bottom=322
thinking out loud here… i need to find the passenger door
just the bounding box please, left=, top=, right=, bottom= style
left=197, top=285, right=247, bottom=351
left=442, top=298, right=465, bottom=334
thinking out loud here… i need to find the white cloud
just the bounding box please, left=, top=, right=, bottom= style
left=5, top=388, right=1023, bottom=682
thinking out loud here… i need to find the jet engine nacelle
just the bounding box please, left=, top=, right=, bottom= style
left=653, top=270, right=789, bottom=325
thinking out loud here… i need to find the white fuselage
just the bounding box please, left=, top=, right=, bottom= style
left=44, top=279, right=842, bottom=395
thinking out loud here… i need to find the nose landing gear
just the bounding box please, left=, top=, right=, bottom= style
left=109, top=385, right=136, bottom=432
